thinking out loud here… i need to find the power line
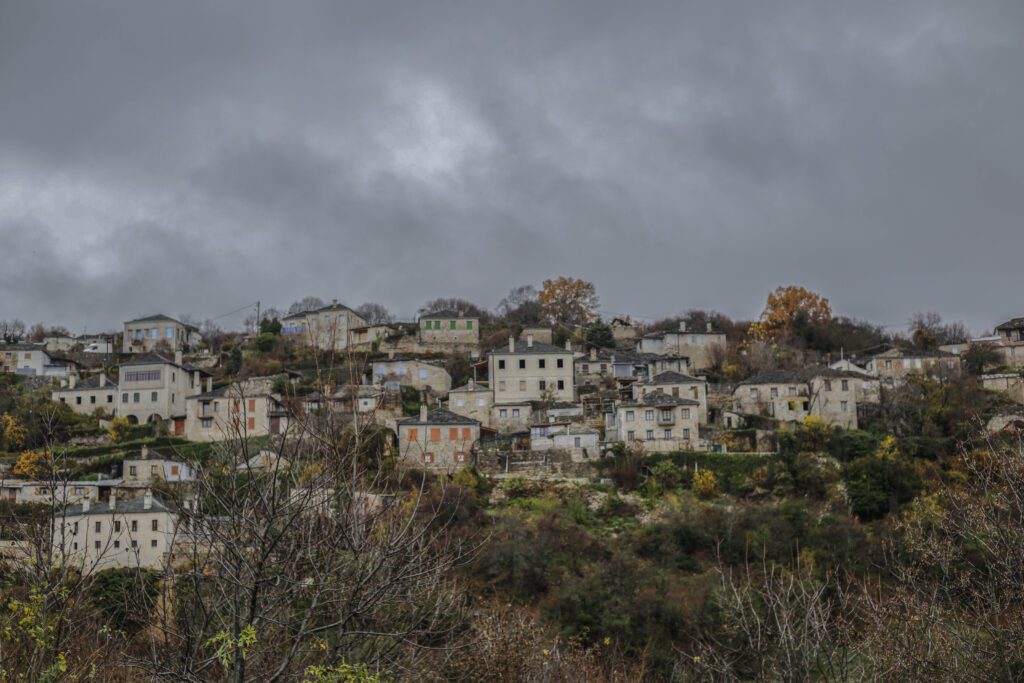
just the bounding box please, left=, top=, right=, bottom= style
left=209, top=301, right=260, bottom=321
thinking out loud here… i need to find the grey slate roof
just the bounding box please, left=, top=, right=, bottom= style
left=739, top=367, right=874, bottom=386
left=996, top=317, right=1024, bottom=331
left=489, top=340, right=573, bottom=355
left=645, top=371, right=704, bottom=385
left=397, top=409, right=480, bottom=426
left=62, top=495, right=175, bottom=517
left=418, top=310, right=477, bottom=320
left=118, top=352, right=211, bottom=374
left=621, top=390, right=700, bottom=407
left=55, top=374, right=118, bottom=392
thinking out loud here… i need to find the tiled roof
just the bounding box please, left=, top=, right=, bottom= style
left=397, top=409, right=480, bottom=426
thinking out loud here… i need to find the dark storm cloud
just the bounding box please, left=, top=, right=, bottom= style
left=1, top=0, right=1022, bottom=332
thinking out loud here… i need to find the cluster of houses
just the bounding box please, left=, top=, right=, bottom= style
left=5, top=305, right=1024, bottom=572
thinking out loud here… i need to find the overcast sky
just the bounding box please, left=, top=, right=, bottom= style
left=1, top=1, right=1022, bottom=334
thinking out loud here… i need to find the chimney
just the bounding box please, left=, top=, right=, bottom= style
left=82, top=499, right=90, bottom=512
left=206, top=377, right=212, bottom=392
left=98, top=374, right=106, bottom=387
left=69, top=375, right=76, bottom=389
left=527, top=333, right=534, bottom=349
left=143, top=489, right=153, bottom=510
left=109, top=491, right=117, bottom=510
left=332, top=298, right=338, bottom=306
left=388, top=349, right=395, bottom=360
left=419, top=404, right=428, bottom=422
left=706, top=322, right=713, bottom=333
left=193, top=370, right=200, bottom=388
left=508, top=336, right=515, bottom=353
left=680, top=321, right=687, bottom=333
left=141, top=445, right=149, bottom=459
left=175, top=350, right=183, bottom=366
left=458, top=309, right=464, bottom=318
left=590, top=348, right=597, bottom=361
left=468, top=377, right=475, bottom=389
left=565, top=339, right=572, bottom=351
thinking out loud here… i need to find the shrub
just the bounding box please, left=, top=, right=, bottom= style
left=692, top=470, right=718, bottom=499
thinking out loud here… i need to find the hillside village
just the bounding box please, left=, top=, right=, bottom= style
left=2, top=280, right=1023, bottom=679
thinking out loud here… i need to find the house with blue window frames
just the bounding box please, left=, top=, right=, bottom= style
left=122, top=314, right=200, bottom=354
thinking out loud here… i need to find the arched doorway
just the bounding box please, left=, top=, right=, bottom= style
left=126, top=415, right=139, bottom=425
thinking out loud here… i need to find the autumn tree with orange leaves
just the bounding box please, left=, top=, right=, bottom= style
left=538, top=277, right=599, bottom=326
left=749, top=286, right=832, bottom=342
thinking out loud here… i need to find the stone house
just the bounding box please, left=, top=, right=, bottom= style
left=280, top=301, right=369, bottom=351
left=52, top=373, right=118, bottom=415
left=1, top=343, right=78, bottom=377
left=1, top=479, right=120, bottom=505
left=608, top=391, right=703, bottom=452
left=996, top=317, right=1024, bottom=343
left=372, top=356, right=452, bottom=395
left=117, top=352, right=211, bottom=427
left=418, top=310, right=479, bottom=345
left=632, top=371, right=708, bottom=423
left=865, top=348, right=962, bottom=386
left=529, top=421, right=600, bottom=460
left=396, top=406, right=480, bottom=469
left=733, top=369, right=865, bottom=429
left=52, top=490, right=179, bottom=572
left=122, top=314, right=200, bottom=354
left=611, top=317, right=637, bottom=341
left=636, top=321, right=726, bottom=371
left=490, top=402, right=532, bottom=433
left=122, top=445, right=196, bottom=484
left=184, top=380, right=288, bottom=442
left=575, top=347, right=688, bottom=388
left=488, top=335, right=575, bottom=404
left=447, top=379, right=493, bottom=427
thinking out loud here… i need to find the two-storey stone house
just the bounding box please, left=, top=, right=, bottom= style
left=117, top=352, right=210, bottom=427
left=488, top=335, right=574, bottom=404
left=396, top=406, right=480, bottom=470
left=122, top=314, right=200, bottom=354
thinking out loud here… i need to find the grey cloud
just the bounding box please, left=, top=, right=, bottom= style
left=1, top=0, right=1022, bottom=332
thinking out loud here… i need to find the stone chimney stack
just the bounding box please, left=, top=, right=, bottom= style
left=193, top=370, right=200, bottom=388
left=419, top=404, right=428, bottom=422
left=565, top=339, right=572, bottom=351
left=143, top=489, right=153, bottom=510
left=468, top=377, right=475, bottom=390
left=175, top=350, right=183, bottom=366
left=388, top=349, right=395, bottom=360
left=527, top=333, right=534, bottom=349
left=109, top=491, right=117, bottom=510
left=680, top=320, right=687, bottom=333
left=706, top=322, right=713, bottom=333
left=82, top=498, right=90, bottom=512
left=69, top=375, right=77, bottom=389
left=590, top=348, right=597, bottom=361
left=141, top=445, right=149, bottom=459
left=508, top=336, right=515, bottom=353
left=98, top=374, right=106, bottom=387
left=206, top=377, right=213, bottom=392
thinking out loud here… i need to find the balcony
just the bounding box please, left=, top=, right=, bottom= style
left=656, top=413, right=675, bottom=425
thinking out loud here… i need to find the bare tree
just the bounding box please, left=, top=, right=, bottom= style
left=355, top=302, right=394, bottom=325
left=287, top=296, right=326, bottom=316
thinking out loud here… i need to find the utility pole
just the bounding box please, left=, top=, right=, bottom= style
left=255, top=301, right=260, bottom=335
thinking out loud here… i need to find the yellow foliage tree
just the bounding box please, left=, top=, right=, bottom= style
left=750, top=286, right=832, bottom=342
left=538, top=277, right=599, bottom=326
left=692, top=469, right=718, bottom=499
left=13, top=449, right=53, bottom=479
left=1, top=413, right=28, bottom=451
left=108, top=416, right=132, bottom=443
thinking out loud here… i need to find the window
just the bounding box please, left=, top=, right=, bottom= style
left=841, top=401, right=849, bottom=412
left=645, top=409, right=654, bottom=421
left=151, top=465, right=158, bottom=475
left=499, top=409, right=508, bottom=418
left=131, top=520, right=138, bottom=532
left=166, top=327, right=174, bottom=339
left=150, top=328, right=157, bottom=339
left=518, top=359, right=526, bottom=369
left=418, top=369, right=428, bottom=380
left=646, top=429, right=654, bottom=440
left=461, top=427, right=472, bottom=440
left=682, top=408, right=690, bottom=419
left=73, top=543, right=78, bottom=550
left=129, top=466, right=137, bottom=476
left=663, top=429, right=672, bottom=438
left=133, top=392, right=140, bottom=403
left=512, top=408, right=520, bottom=417
left=449, top=427, right=458, bottom=440
left=574, top=437, right=581, bottom=447
left=885, top=360, right=892, bottom=369
left=114, top=540, right=120, bottom=549
left=627, top=430, right=635, bottom=441
left=247, top=417, right=255, bottom=430
left=151, top=519, right=158, bottom=531
left=683, top=428, right=691, bottom=439
left=625, top=410, right=635, bottom=422
left=131, top=540, right=137, bottom=548
left=600, top=363, right=607, bottom=372
left=151, top=539, right=158, bottom=547
left=518, top=380, right=526, bottom=391
left=429, top=428, right=441, bottom=442
left=450, top=320, right=457, bottom=329
left=538, top=380, right=546, bottom=391
left=455, top=398, right=465, bottom=407
left=248, top=399, right=256, bottom=412
left=122, top=393, right=128, bottom=403
left=89, top=395, right=96, bottom=404
left=151, top=391, right=158, bottom=402
left=107, top=395, right=113, bottom=403
left=498, top=381, right=506, bottom=391
left=455, top=451, right=467, bottom=463
left=476, top=398, right=486, bottom=406
left=114, top=521, right=121, bottom=532
left=422, top=452, right=435, bottom=464
left=466, top=321, right=473, bottom=330
left=841, top=380, right=849, bottom=391
left=75, top=396, right=82, bottom=405
left=124, top=370, right=161, bottom=382
left=582, top=363, right=590, bottom=373
left=824, top=380, right=832, bottom=391
left=407, top=428, right=418, bottom=442
left=770, top=387, right=778, bottom=399
left=498, top=359, right=506, bottom=370
left=539, top=359, right=546, bottom=369
left=788, top=386, right=797, bottom=396
left=95, top=521, right=102, bottom=532
left=95, top=540, right=101, bottom=549
left=201, top=418, right=213, bottom=428
left=557, top=359, right=564, bottom=368
left=557, top=380, right=565, bottom=390
left=750, top=388, right=759, bottom=399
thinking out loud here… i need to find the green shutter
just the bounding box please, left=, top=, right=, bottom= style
left=450, top=320, right=456, bottom=330
left=466, top=320, right=473, bottom=330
